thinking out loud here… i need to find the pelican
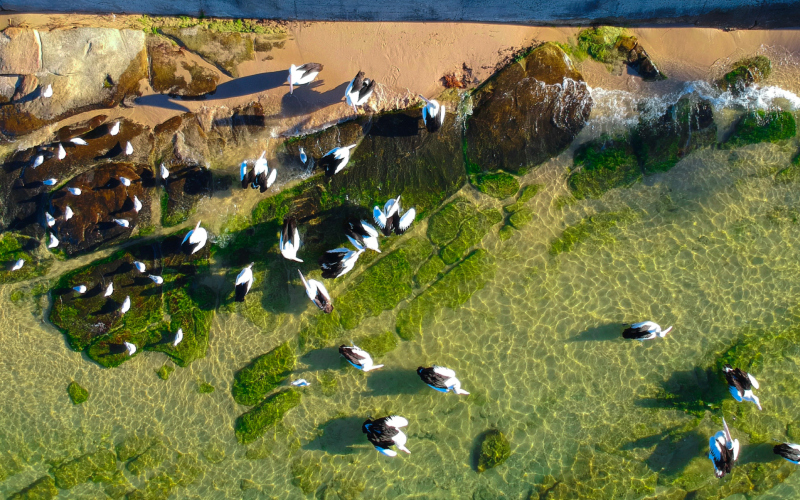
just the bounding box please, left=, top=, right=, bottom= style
left=280, top=217, right=303, bottom=262
left=73, top=285, right=87, bottom=293
left=774, top=443, right=800, bottom=464
left=709, top=417, right=739, bottom=478
left=181, top=220, right=207, bottom=255
left=65, top=206, right=74, bottom=220
left=298, top=270, right=333, bottom=313
left=287, top=63, right=323, bottom=94
left=235, top=263, right=255, bottom=302
left=11, top=259, right=24, bottom=271
left=173, top=328, right=183, bottom=347
left=42, top=84, right=53, bottom=98
left=373, top=195, right=415, bottom=236
left=240, top=152, right=270, bottom=191
left=125, top=141, right=133, bottom=156
left=120, top=176, right=131, bottom=186
left=345, top=71, right=376, bottom=112
left=345, top=218, right=381, bottom=253
left=123, top=341, right=136, bottom=356
left=114, top=218, right=130, bottom=228
left=67, top=187, right=81, bottom=195
left=723, top=364, right=762, bottom=410
left=104, top=282, right=114, bottom=296
left=47, top=233, right=59, bottom=248
left=362, top=416, right=410, bottom=457
left=291, top=379, right=310, bottom=387
left=266, top=168, right=277, bottom=189
left=45, top=212, right=56, bottom=227
left=340, top=344, right=383, bottom=372
left=134, top=261, right=146, bottom=273
left=70, top=137, right=88, bottom=146
left=120, top=296, right=131, bottom=314
left=299, top=147, right=307, bottom=165
left=319, top=246, right=363, bottom=279
left=133, top=195, right=142, bottom=213
left=319, top=145, right=356, bottom=177
left=417, top=366, right=470, bottom=395
left=622, top=321, right=673, bottom=341
left=57, top=143, right=66, bottom=160
left=148, top=275, right=164, bottom=285
left=160, top=163, right=169, bottom=180
left=419, top=95, right=446, bottom=133
left=43, top=178, right=58, bottom=186
left=32, top=155, right=44, bottom=168
left=109, top=121, right=120, bottom=136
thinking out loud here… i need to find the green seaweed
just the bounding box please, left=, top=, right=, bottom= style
left=427, top=198, right=480, bottom=247
left=477, top=430, right=511, bottom=472
left=197, top=381, right=215, bottom=394
left=576, top=27, right=629, bottom=64
left=723, top=109, right=797, bottom=148
left=498, top=225, right=516, bottom=241
left=518, top=183, right=543, bottom=203
left=720, top=56, right=772, bottom=91
left=232, top=342, right=296, bottom=406
left=0, top=232, right=51, bottom=285
left=126, top=472, right=175, bottom=500
left=235, top=389, right=301, bottom=444
left=440, top=208, right=502, bottom=265
left=8, top=476, right=58, bottom=500
left=472, top=171, right=520, bottom=199
left=157, top=364, right=174, bottom=380
left=509, top=208, right=533, bottom=229
left=67, top=381, right=89, bottom=405
left=51, top=449, right=117, bottom=489
left=568, top=135, right=641, bottom=199
left=291, top=457, right=322, bottom=494
left=127, top=440, right=170, bottom=475
left=415, top=255, right=445, bottom=287
left=116, top=435, right=152, bottom=462
left=549, top=209, right=636, bottom=256
left=357, top=331, right=398, bottom=357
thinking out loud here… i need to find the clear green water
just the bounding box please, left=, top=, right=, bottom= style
left=3, top=85, right=800, bottom=499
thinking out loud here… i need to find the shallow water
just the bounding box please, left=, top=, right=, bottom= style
left=5, top=64, right=800, bottom=500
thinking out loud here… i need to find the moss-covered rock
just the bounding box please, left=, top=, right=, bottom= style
left=148, top=35, right=220, bottom=96
left=719, top=56, right=772, bottom=92
left=160, top=163, right=212, bottom=227
left=415, top=255, right=445, bottom=287
left=357, top=331, right=398, bottom=357
left=157, top=364, right=174, bottom=380
left=67, top=381, right=89, bottom=404
left=427, top=198, right=478, bottom=247
left=577, top=27, right=665, bottom=80
left=0, top=232, right=50, bottom=284
left=235, top=389, right=301, bottom=444
left=569, top=136, right=641, bottom=199
left=8, top=476, right=59, bottom=500
left=51, top=449, right=117, bottom=489
left=197, top=381, right=215, bottom=394
left=440, top=208, right=502, bottom=265
left=291, top=457, right=323, bottom=494
left=116, top=435, right=153, bottom=462
left=476, top=430, right=510, bottom=472
left=127, top=440, right=170, bottom=475
left=472, top=171, right=520, bottom=199
left=126, top=472, right=176, bottom=500
left=509, top=208, right=533, bottom=229
left=549, top=209, right=636, bottom=256
left=0, top=453, right=23, bottom=483
left=232, top=342, right=296, bottom=406
left=723, top=109, right=796, bottom=148
left=161, top=27, right=254, bottom=77
left=518, top=184, right=542, bottom=203
left=396, top=250, right=495, bottom=340
left=498, top=225, right=516, bottom=241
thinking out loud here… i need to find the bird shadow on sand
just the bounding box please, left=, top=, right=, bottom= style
left=636, top=366, right=728, bottom=415
left=739, top=443, right=782, bottom=465
left=302, top=416, right=365, bottom=455
left=366, top=368, right=426, bottom=396
left=300, top=346, right=345, bottom=372
left=620, top=425, right=704, bottom=475
left=205, top=70, right=288, bottom=100
left=567, top=323, right=621, bottom=342
left=133, top=94, right=191, bottom=113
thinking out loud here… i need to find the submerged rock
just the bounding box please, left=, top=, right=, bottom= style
left=723, top=109, right=796, bottom=148
left=427, top=198, right=502, bottom=264
left=568, top=135, right=641, bottom=199
left=161, top=163, right=212, bottom=227
left=148, top=36, right=220, bottom=97
left=232, top=342, right=296, bottom=406
left=235, top=389, right=301, bottom=444
left=0, top=232, right=50, bottom=284
left=549, top=209, right=636, bottom=256
left=465, top=42, right=592, bottom=175
left=51, top=449, right=116, bottom=489
left=476, top=430, right=511, bottom=472
left=67, top=381, right=89, bottom=404
left=8, top=476, right=58, bottom=500
left=472, top=171, right=520, bottom=199
left=161, top=26, right=254, bottom=77
left=719, top=56, right=772, bottom=92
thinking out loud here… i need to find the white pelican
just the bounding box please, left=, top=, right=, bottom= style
left=234, top=263, right=255, bottom=302
left=123, top=341, right=136, bottom=356
left=73, top=285, right=87, bottom=293
left=42, top=84, right=53, bottom=98
left=320, top=145, right=356, bottom=177
left=299, top=147, right=307, bottom=165
left=181, top=220, right=207, bottom=255
left=134, top=261, right=146, bottom=273
left=291, top=379, right=310, bottom=387
left=105, top=282, right=114, bottom=296
left=119, top=177, right=131, bottom=186
left=345, top=71, right=375, bottom=112
left=340, top=344, right=383, bottom=372
left=125, top=141, right=133, bottom=156
left=319, top=246, right=363, bottom=279
left=70, top=137, right=88, bottom=146
left=67, top=187, right=82, bottom=195
left=298, top=270, right=333, bottom=313
left=345, top=218, right=381, bottom=253
left=775, top=443, right=800, bottom=464
left=287, top=63, right=323, bottom=94
left=114, top=218, right=129, bottom=228
left=173, top=328, right=183, bottom=347
left=417, top=366, right=470, bottom=395
left=161, top=163, right=169, bottom=180
left=709, top=417, right=739, bottom=478
left=133, top=195, right=142, bottom=213
left=373, top=195, right=415, bottom=236
left=45, top=212, right=56, bottom=227
left=622, top=321, right=673, bottom=341
left=148, top=275, right=164, bottom=285
left=11, top=259, right=24, bottom=271
left=723, top=364, right=762, bottom=410
left=32, top=155, right=44, bottom=168
left=65, top=206, right=74, bottom=220
left=109, top=121, right=120, bottom=136
left=43, top=178, right=58, bottom=186
left=419, top=95, right=446, bottom=133
left=241, top=152, right=271, bottom=192
left=362, top=416, right=410, bottom=457
left=57, top=143, right=66, bottom=160
left=280, top=217, right=303, bottom=262
left=120, top=296, right=131, bottom=314
left=48, top=233, right=59, bottom=248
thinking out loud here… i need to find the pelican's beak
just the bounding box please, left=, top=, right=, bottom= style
left=397, top=445, right=411, bottom=454
left=661, top=326, right=674, bottom=337
left=290, top=81, right=294, bottom=94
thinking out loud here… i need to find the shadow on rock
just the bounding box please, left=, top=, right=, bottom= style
left=302, top=416, right=365, bottom=455
left=568, top=323, right=621, bottom=342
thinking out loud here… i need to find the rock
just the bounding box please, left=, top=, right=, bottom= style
left=235, top=389, right=301, bottom=444
left=577, top=28, right=665, bottom=81
left=161, top=163, right=212, bottom=227
left=0, top=76, right=18, bottom=104
left=197, top=381, right=215, bottom=394
left=720, top=56, right=772, bottom=92
left=291, top=458, right=322, bottom=494
left=415, top=255, right=445, bottom=287
left=427, top=198, right=502, bottom=264
left=465, top=42, right=592, bottom=175
left=67, top=381, right=89, bottom=404
left=509, top=208, right=533, bottom=229
left=357, top=330, right=398, bottom=357
left=0, top=232, right=50, bottom=284
left=161, top=27, right=254, bottom=77
left=8, top=476, right=58, bottom=500
left=568, top=135, right=641, bottom=199
left=0, top=28, right=42, bottom=74
left=51, top=449, right=117, bottom=489
left=148, top=36, right=220, bottom=96
left=476, top=429, right=511, bottom=472
left=549, top=209, right=636, bottom=256
left=232, top=342, right=296, bottom=406
left=116, top=434, right=154, bottom=462
left=127, top=440, right=170, bottom=475
left=11, top=74, right=38, bottom=102
left=723, top=109, right=796, bottom=148
left=616, top=35, right=666, bottom=81
left=157, top=364, right=174, bottom=380
left=472, top=171, right=520, bottom=199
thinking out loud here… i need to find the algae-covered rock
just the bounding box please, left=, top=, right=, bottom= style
left=476, top=430, right=510, bottom=472
left=498, top=225, right=516, bottom=241
left=197, top=381, right=215, bottom=394
left=8, top=475, right=58, bottom=500
left=291, top=457, right=323, bottom=494
left=466, top=42, right=592, bottom=175
left=509, top=208, right=533, bottom=229
left=235, top=389, right=301, bottom=444
left=472, top=171, right=520, bottom=199
left=161, top=26, right=254, bottom=77
left=569, top=136, right=641, bottom=199
left=51, top=449, right=117, bottom=489
left=127, top=440, right=170, bottom=475
left=357, top=330, right=398, bottom=357
left=415, top=255, right=445, bottom=287
left=427, top=198, right=479, bottom=247
left=116, top=434, right=153, bottom=462
left=0, top=232, right=50, bottom=284
left=549, top=209, right=636, bottom=256
left=161, top=163, right=212, bottom=227
left=397, top=250, right=495, bottom=340
left=67, top=381, right=89, bottom=404
left=576, top=27, right=665, bottom=81
left=719, top=56, right=772, bottom=92
left=518, top=184, right=542, bottom=203
left=723, top=109, right=796, bottom=148
left=440, top=208, right=502, bottom=265
left=232, top=342, right=296, bottom=406
left=148, top=36, right=220, bottom=96
left=126, top=472, right=176, bottom=500
left=157, top=364, right=174, bottom=380
left=102, top=470, right=133, bottom=500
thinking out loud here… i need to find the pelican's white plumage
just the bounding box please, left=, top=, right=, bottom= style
left=362, top=416, right=410, bottom=457
left=339, top=344, right=383, bottom=372
left=73, top=285, right=87, bottom=293
left=120, top=296, right=131, bottom=314
left=318, top=246, right=363, bottom=279
left=42, top=84, right=53, bottom=98
left=149, top=275, right=164, bottom=285
left=723, top=364, right=762, bottom=411
left=345, top=219, right=381, bottom=253
left=298, top=270, right=333, bottom=313
left=109, top=121, right=120, bottom=136
left=234, top=264, right=255, bottom=302
left=161, top=163, right=169, bottom=179
left=417, top=366, right=470, bottom=395
left=45, top=212, right=55, bottom=227
left=373, top=195, right=415, bottom=236
left=319, top=145, right=356, bottom=177
left=114, top=218, right=130, bottom=228
left=266, top=168, right=277, bottom=188
left=622, top=321, right=673, bottom=341
left=48, top=233, right=59, bottom=248
left=134, top=261, right=146, bottom=273
left=280, top=217, right=303, bottom=262
left=65, top=206, right=74, bottom=219
left=125, top=141, right=133, bottom=156
left=119, top=176, right=131, bottom=186
left=708, top=418, right=739, bottom=478
left=11, top=259, right=24, bottom=271
left=173, top=328, right=183, bottom=347
left=70, top=137, right=88, bottom=146
left=133, top=195, right=142, bottom=213
left=57, top=143, right=66, bottom=160
left=287, top=63, right=323, bottom=94
left=345, top=71, right=376, bottom=112
left=124, top=341, right=136, bottom=356
left=33, top=154, right=44, bottom=168
left=105, top=282, right=114, bottom=297
left=43, top=178, right=58, bottom=186
left=420, top=95, right=446, bottom=133
left=775, top=443, right=800, bottom=464
left=181, top=220, right=207, bottom=255
left=299, top=147, right=307, bottom=165
left=68, top=187, right=82, bottom=195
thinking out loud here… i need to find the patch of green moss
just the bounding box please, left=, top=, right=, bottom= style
left=0, top=232, right=51, bottom=285
left=518, top=184, right=543, bottom=203
left=201, top=444, right=225, bottom=464
left=299, top=311, right=344, bottom=352
left=291, top=457, right=322, bottom=494
left=549, top=209, right=636, bottom=256
left=319, top=371, right=339, bottom=396
left=51, top=449, right=117, bottom=489
left=157, top=364, right=174, bottom=380
left=126, top=472, right=176, bottom=500
left=197, top=381, right=215, bottom=394
left=472, top=171, right=520, bottom=199
left=102, top=471, right=132, bottom=500
left=498, top=225, right=516, bottom=241
left=396, top=250, right=495, bottom=340
left=127, top=440, right=170, bottom=475
left=776, top=164, right=800, bottom=183
left=576, top=26, right=629, bottom=64
left=67, top=381, right=89, bottom=405
left=509, top=208, right=533, bottom=229
left=723, top=109, right=796, bottom=148
left=357, top=331, right=398, bottom=357
left=440, top=208, right=502, bottom=265
left=477, top=430, right=511, bottom=472
left=167, top=452, right=204, bottom=487
left=427, top=198, right=480, bottom=247
left=235, top=389, right=302, bottom=444
left=160, top=189, right=191, bottom=227
left=8, top=476, right=58, bottom=500
left=415, top=255, right=445, bottom=287
left=137, top=15, right=285, bottom=35
left=569, top=136, right=641, bottom=199
left=116, top=435, right=152, bottom=462
left=10, top=290, right=24, bottom=303
left=232, top=342, right=296, bottom=406
left=720, top=56, right=772, bottom=91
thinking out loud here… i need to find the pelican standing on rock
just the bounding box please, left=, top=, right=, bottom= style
left=48, top=233, right=59, bottom=248
left=11, top=259, right=24, bottom=271
left=148, top=275, right=164, bottom=285
left=373, top=195, right=416, bottom=236
left=298, top=270, right=333, bottom=313
left=70, top=137, right=88, bottom=146
left=287, top=63, right=323, bottom=94
left=120, top=296, right=131, bottom=315
left=114, top=218, right=129, bottom=228
left=345, top=71, right=376, bottom=112
left=622, top=321, right=673, bottom=341
left=42, top=84, right=53, bottom=98
left=280, top=216, right=303, bottom=262
left=109, top=121, right=120, bottom=136
left=134, top=261, right=146, bottom=273
left=340, top=344, right=383, bottom=372
left=57, top=143, right=66, bottom=160
left=345, top=219, right=381, bottom=253
left=120, top=176, right=131, bottom=187
left=45, top=212, right=55, bottom=228
left=65, top=206, right=74, bottom=220
left=181, top=221, right=207, bottom=255
left=32, top=155, right=44, bottom=168
left=417, top=366, right=470, bottom=395
left=173, top=328, right=183, bottom=347
left=104, top=282, right=114, bottom=297
left=43, top=178, right=58, bottom=186
left=125, top=141, right=133, bottom=156
left=235, top=263, right=255, bottom=302
left=73, top=285, right=87, bottom=294
left=161, top=163, right=169, bottom=180
left=319, top=145, right=356, bottom=177
left=124, top=341, right=136, bottom=356
left=723, top=364, right=762, bottom=410
left=420, top=95, right=446, bottom=133
left=133, top=195, right=142, bottom=213
left=709, top=417, right=739, bottom=478
left=319, top=246, right=363, bottom=279
left=67, top=187, right=81, bottom=196
left=362, top=416, right=410, bottom=457
left=774, top=443, right=800, bottom=464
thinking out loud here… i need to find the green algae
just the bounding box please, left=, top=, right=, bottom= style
left=116, top=435, right=152, bottom=462
left=67, top=381, right=89, bottom=405
left=197, top=381, right=215, bottom=394
left=127, top=440, right=170, bottom=475
left=472, top=171, right=520, bottom=199
left=396, top=250, right=495, bottom=340
left=723, top=109, right=797, bottom=148
left=103, top=470, right=133, bottom=500
left=518, top=184, right=543, bottom=203
left=427, top=198, right=479, bottom=247
left=415, top=255, right=445, bottom=287
left=509, top=208, right=533, bottom=229
left=232, top=342, right=296, bottom=406
left=157, top=364, right=174, bottom=380
left=127, top=472, right=175, bottom=500
left=51, top=449, right=117, bottom=489
left=0, top=232, right=51, bottom=285
left=440, top=208, right=502, bottom=265
left=569, top=135, right=641, bottom=199
left=8, top=476, right=58, bottom=500
left=720, top=55, right=772, bottom=91
left=498, top=225, right=516, bottom=241
left=0, top=453, right=23, bottom=483
left=576, top=26, right=629, bottom=64
left=235, top=389, right=301, bottom=444
left=357, top=330, right=398, bottom=357
left=549, top=209, right=637, bottom=256
left=476, top=430, right=510, bottom=472
left=201, top=444, right=225, bottom=464
left=299, top=310, right=344, bottom=352
left=291, top=457, right=323, bottom=494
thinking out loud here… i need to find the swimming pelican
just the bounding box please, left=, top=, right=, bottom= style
left=43, top=178, right=58, bottom=186
left=298, top=270, right=333, bottom=313
left=67, top=187, right=81, bottom=195
left=114, top=218, right=129, bottom=228
left=42, top=84, right=53, bottom=98
left=362, top=416, right=410, bottom=457
left=125, top=141, right=133, bottom=156
left=161, top=163, right=169, bottom=180
left=73, top=285, right=87, bottom=293
left=70, top=137, right=88, bottom=146
left=622, top=321, right=673, bottom=341
left=32, top=155, right=44, bottom=168
left=319, top=246, right=363, bottom=279
left=48, top=233, right=59, bottom=248
left=345, top=218, right=381, bottom=253
left=134, top=261, right=146, bottom=273
left=120, top=296, right=131, bottom=314
left=774, top=443, right=800, bottom=464
left=280, top=217, right=303, bottom=262
left=148, top=275, right=164, bottom=285
left=319, top=145, right=356, bottom=177
left=11, top=259, right=24, bottom=271
left=235, top=263, right=255, bottom=302
left=181, top=220, right=207, bottom=255
left=417, top=366, right=470, bottom=395
left=287, top=63, right=323, bottom=94
left=709, top=417, right=739, bottom=478
left=133, top=195, right=142, bottom=213
left=65, top=206, right=74, bottom=220
left=104, top=282, right=114, bottom=296
left=45, top=212, right=55, bottom=227
left=723, top=364, right=762, bottom=410
left=123, top=341, right=136, bottom=356
left=419, top=95, right=446, bottom=133
left=345, top=71, right=376, bottom=112
left=119, top=176, right=131, bottom=187
left=173, top=328, right=183, bottom=347
left=109, top=121, right=120, bottom=136
left=373, top=195, right=416, bottom=236
left=340, top=344, right=383, bottom=372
